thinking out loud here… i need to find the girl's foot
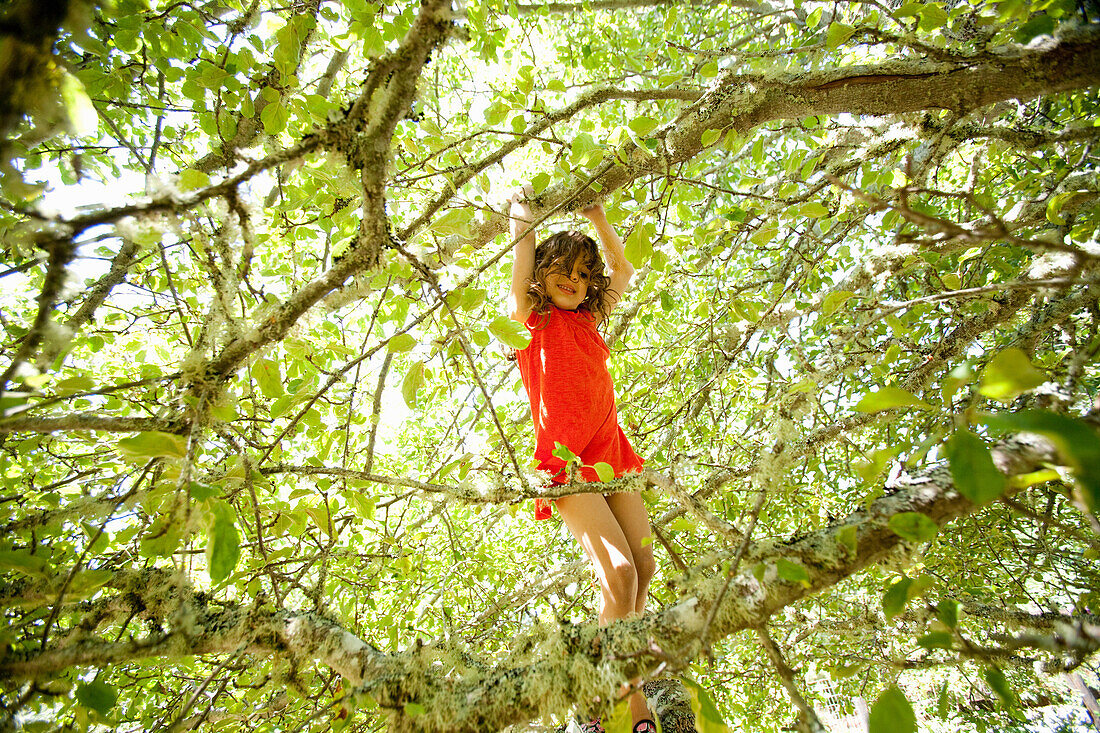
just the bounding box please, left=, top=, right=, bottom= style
left=577, top=718, right=604, bottom=733
left=632, top=720, right=657, bottom=733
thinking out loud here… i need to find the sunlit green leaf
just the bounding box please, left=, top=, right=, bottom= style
left=0, top=550, right=48, bottom=578
left=823, top=290, right=854, bottom=316
left=682, top=676, right=732, bottom=733
left=252, top=358, right=283, bottom=398
left=60, top=73, right=99, bottom=137
left=1017, top=13, right=1055, bottom=43
left=937, top=599, right=961, bottom=628
left=76, top=680, right=118, bottom=717
left=800, top=201, right=828, bottom=218
left=941, top=362, right=975, bottom=404
left=178, top=168, right=211, bottom=191
left=854, top=386, right=932, bottom=413
left=882, top=576, right=912, bottom=621
left=628, top=116, right=659, bottom=136
left=592, top=461, right=615, bottom=482
left=118, top=432, right=188, bottom=461
left=944, top=428, right=1006, bottom=504
left=981, top=410, right=1100, bottom=512
left=984, top=667, right=1016, bottom=708
left=826, top=22, right=856, bottom=49
left=401, top=361, right=426, bottom=408
left=487, top=317, right=531, bottom=349
left=917, top=631, right=954, bottom=649
left=978, top=348, right=1045, bottom=403
left=206, top=502, right=240, bottom=584
left=869, top=685, right=916, bottom=733
left=387, top=333, right=417, bottom=353
left=888, top=512, right=939, bottom=543
left=776, top=558, right=810, bottom=587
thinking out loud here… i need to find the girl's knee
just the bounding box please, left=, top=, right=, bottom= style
left=602, top=562, right=639, bottom=608
left=634, top=547, right=656, bottom=590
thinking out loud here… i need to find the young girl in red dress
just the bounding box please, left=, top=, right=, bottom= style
left=507, top=189, right=657, bottom=733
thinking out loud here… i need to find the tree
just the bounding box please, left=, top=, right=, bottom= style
left=1, top=0, right=1099, bottom=730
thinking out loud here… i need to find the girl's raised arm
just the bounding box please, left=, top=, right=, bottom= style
left=581, top=204, right=635, bottom=320
left=507, top=189, right=537, bottom=324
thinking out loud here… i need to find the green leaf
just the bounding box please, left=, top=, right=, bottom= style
left=981, top=410, right=1100, bottom=512
left=800, top=201, right=828, bottom=218
left=177, top=168, right=211, bottom=191
left=854, top=386, right=932, bottom=413
left=826, top=22, right=856, bottom=49
left=776, top=558, right=810, bottom=587
left=404, top=702, right=426, bottom=717
left=984, top=667, right=1016, bottom=708
left=917, top=631, right=954, bottom=650
left=252, top=358, right=283, bottom=398
left=1045, top=191, right=1084, bottom=225
left=978, top=347, right=1045, bottom=403
left=623, top=225, right=652, bottom=266
left=1016, top=13, right=1055, bottom=43
left=941, top=362, right=975, bottom=404
left=531, top=172, right=551, bottom=195
left=628, top=115, right=659, bottom=136
left=259, top=98, right=288, bottom=134
left=592, top=461, right=615, bottom=482
left=937, top=681, right=952, bottom=718
left=681, top=676, right=732, bottom=732
left=888, top=512, right=939, bottom=543
left=206, top=503, right=240, bottom=584
left=670, top=517, right=695, bottom=533
left=700, top=128, right=721, bottom=147
left=551, top=442, right=578, bottom=464
left=602, top=699, right=633, bottom=733
left=838, top=525, right=858, bottom=555
left=937, top=598, right=961, bottom=628
left=869, top=685, right=916, bottom=733
left=882, top=576, right=912, bottom=621
left=430, top=208, right=473, bottom=237
left=0, top=550, right=48, bottom=578
left=402, top=361, right=426, bottom=408
left=69, top=569, right=115, bottom=598
left=917, top=3, right=949, bottom=31
left=822, top=290, right=854, bottom=316
left=387, top=333, right=416, bottom=353
left=76, top=680, right=118, bottom=716
left=944, top=428, right=1006, bottom=504
left=60, top=72, right=99, bottom=137
left=117, top=431, right=188, bottom=461
left=487, top=317, right=532, bottom=350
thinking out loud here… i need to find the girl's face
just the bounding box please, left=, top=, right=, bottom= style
left=544, top=256, right=591, bottom=311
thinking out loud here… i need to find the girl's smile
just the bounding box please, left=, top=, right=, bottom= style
left=547, top=260, right=589, bottom=310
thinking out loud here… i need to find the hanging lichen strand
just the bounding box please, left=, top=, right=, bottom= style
left=0, top=0, right=1099, bottom=731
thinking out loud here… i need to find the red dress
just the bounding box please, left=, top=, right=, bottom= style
left=516, top=306, right=644, bottom=519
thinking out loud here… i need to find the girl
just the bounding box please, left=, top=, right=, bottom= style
left=507, top=189, right=657, bottom=733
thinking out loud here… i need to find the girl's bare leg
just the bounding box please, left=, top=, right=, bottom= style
left=556, top=492, right=656, bottom=727
left=605, top=492, right=656, bottom=615
left=556, top=493, right=641, bottom=622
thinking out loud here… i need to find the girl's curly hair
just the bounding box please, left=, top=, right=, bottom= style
left=527, top=230, right=613, bottom=322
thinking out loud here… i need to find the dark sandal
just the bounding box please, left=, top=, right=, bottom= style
left=632, top=720, right=657, bottom=733
left=578, top=718, right=605, bottom=733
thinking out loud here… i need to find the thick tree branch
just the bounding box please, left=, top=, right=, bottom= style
left=1, top=432, right=1074, bottom=732
left=451, top=26, right=1100, bottom=257
left=0, top=413, right=178, bottom=434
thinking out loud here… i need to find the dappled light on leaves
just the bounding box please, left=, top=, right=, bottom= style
left=1, top=0, right=1099, bottom=731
